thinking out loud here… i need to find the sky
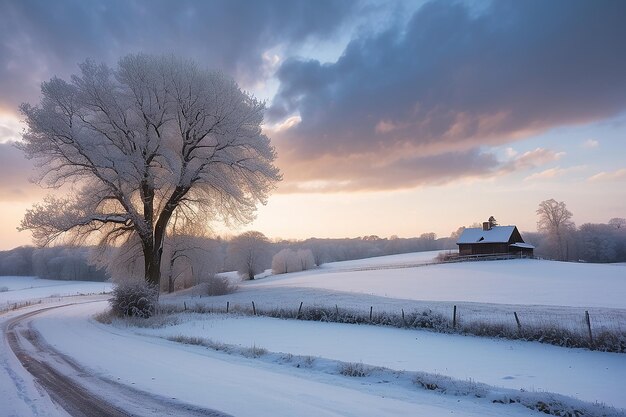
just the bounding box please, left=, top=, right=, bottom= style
left=0, top=0, right=625, bottom=249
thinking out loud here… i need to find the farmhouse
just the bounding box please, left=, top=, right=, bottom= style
left=456, top=222, right=534, bottom=257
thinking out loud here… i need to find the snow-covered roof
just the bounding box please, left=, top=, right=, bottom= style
left=510, top=242, right=535, bottom=249
left=456, top=226, right=517, bottom=244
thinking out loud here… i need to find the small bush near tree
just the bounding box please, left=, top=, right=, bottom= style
left=205, top=276, right=238, bottom=296
left=110, top=282, right=158, bottom=318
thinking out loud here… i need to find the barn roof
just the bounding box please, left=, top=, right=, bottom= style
left=456, top=226, right=517, bottom=244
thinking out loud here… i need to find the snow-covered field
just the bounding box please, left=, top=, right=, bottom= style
left=318, top=250, right=444, bottom=270
left=2, top=253, right=626, bottom=416
left=29, top=301, right=619, bottom=417
left=0, top=276, right=112, bottom=310
left=247, top=258, right=626, bottom=308
left=135, top=313, right=626, bottom=408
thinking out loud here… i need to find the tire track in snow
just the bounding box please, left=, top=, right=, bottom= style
left=5, top=302, right=229, bottom=417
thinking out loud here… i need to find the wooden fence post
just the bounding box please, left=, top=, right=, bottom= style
left=226, top=301, right=229, bottom=313
left=335, top=304, right=339, bottom=316
left=369, top=306, right=373, bottom=322
left=585, top=310, right=593, bottom=345
left=452, top=305, right=457, bottom=329
left=252, top=301, right=256, bottom=316
left=297, top=301, right=303, bottom=319
left=514, top=311, right=521, bottom=331
left=401, top=308, right=405, bottom=326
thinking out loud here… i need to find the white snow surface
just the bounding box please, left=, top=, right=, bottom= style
left=31, top=301, right=541, bottom=417
left=135, top=313, right=626, bottom=409
left=0, top=276, right=112, bottom=310
left=317, top=250, right=443, bottom=270
left=3, top=254, right=626, bottom=416
left=246, top=258, right=626, bottom=308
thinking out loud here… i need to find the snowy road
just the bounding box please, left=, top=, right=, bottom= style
left=3, top=300, right=226, bottom=417
left=2, top=299, right=546, bottom=417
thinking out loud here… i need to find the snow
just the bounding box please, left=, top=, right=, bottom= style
left=2, top=254, right=626, bottom=416
left=0, top=276, right=112, bottom=310
left=510, top=242, right=535, bottom=249
left=318, top=250, right=443, bottom=270
left=457, top=226, right=517, bottom=244
left=135, top=313, right=626, bottom=409
left=245, top=259, right=626, bottom=308
left=30, top=301, right=541, bottom=417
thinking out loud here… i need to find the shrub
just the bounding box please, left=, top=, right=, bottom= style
left=339, top=362, right=370, bottom=377
left=109, top=282, right=158, bottom=318
left=205, top=276, right=238, bottom=296
left=241, top=344, right=268, bottom=358
left=0, top=286, right=8, bottom=292
left=435, top=251, right=457, bottom=263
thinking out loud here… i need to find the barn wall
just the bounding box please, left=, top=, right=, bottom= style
left=458, top=243, right=509, bottom=255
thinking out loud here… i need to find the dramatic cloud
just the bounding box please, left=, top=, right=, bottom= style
left=0, top=0, right=355, bottom=109
left=3, top=0, right=625, bottom=194
left=278, top=148, right=500, bottom=193
left=270, top=0, right=626, bottom=191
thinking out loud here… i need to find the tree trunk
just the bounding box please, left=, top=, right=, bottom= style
left=143, top=243, right=163, bottom=290
left=168, top=256, right=175, bottom=293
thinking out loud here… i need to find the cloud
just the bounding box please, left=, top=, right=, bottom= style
left=0, top=0, right=356, bottom=110
left=4, top=0, right=625, bottom=194
left=588, top=168, right=626, bottom=182
left=0, top=112, right=24, bottom=143
left=524, top=165, right=586, bottom=181
left=581, top=139, right=599, bottom=149
left=275, top=145, right=566, bottom=193
left=276, top=148, right=501, bottom=193
left=505, top=148, right=519, bottom=159
left=500, top=148, right=565, bottom=173
left=269, top=0, right=626, bottom=191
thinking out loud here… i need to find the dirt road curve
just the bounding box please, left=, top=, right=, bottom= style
left=5, top=303, right=229, bottom=417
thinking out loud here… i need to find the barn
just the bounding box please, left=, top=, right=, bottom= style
left=456, top=222, right=534, bottom=257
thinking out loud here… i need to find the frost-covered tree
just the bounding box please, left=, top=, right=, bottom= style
left=609, top=217, right=626, bottom=230
left=536, top=199, right=575, bottom=260
left=227, top=231, right=271, bottom=279
left=578, top=223, right=617, bottom=263
left=18, top=54, right=281, bottom=289
left=271, top=248, right=315, bottom=274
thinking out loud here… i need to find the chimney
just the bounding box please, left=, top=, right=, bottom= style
left=482, top=222, right=491, bottom=231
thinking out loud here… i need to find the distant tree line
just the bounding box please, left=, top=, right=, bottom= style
left=6, top=200, right=620, bottom=288
left=529, top=199, right=626, bottom=263
left=0, top=232, right=454, bottom=287
left=0, top=246, right=108, bottom=281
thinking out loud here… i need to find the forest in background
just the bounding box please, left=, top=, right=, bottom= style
left=1, top=215, right=624, bottom=289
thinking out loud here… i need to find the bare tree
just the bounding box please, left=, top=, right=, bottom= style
left=609, top=217, right=626, bottom=229
left=18, top=54, right=281, bottom=289
left=227, top=231, right=271, bottom=279
left=536, top=199, right=575, bottom=260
